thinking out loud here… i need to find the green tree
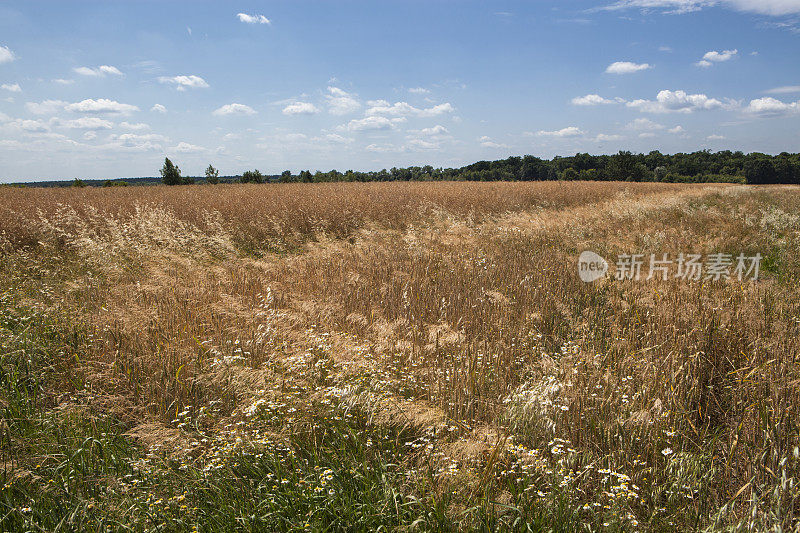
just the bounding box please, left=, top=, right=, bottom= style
left=744, top=157, right=776, bottom=185
left=160, top=158, right=182, bottom=185
left=279, top=170, right=294, bottom=183
left=241, top=169, right=264, bottom=184
left=72, top=178, right=86, bottom=188
left=205, top=164, right=220, bottom=184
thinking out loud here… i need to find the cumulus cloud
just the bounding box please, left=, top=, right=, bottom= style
left=237, top=13, right=271, bottom=24
left=4, top=118, right=50, bottom=133
left=55, top=117, right=114, bottom=130
left=606, top=61, right=653, bottom=74
left=25, top=99, right=68, bottom=115
left=365, top=100, right=454, bottom=117
left=627, top=117, right=665, bottom=130
left=1, top=83, right=20, bottom=93
left=106, top=133, right=169, bottom=152
left=282, top=102, right=320, bottom=115
left=53, top=78, right=74, bottom=85
left=65, top=98, right=139, bottom=115
left=408, top=87, right=430, bottom=94
left=627, top=89, right=732, bottom=113
left=669, top=125, right=686, bottom=133
left=119, top=122, right=150, bottom=131
left=594, top=134, right=624, bottom=141
left=407, top=139, right=440, bottom=150
left=695, top=49, right=738, bottom=67
left=213, top=103, right=257, bottom=116
left=571, top=94, right=624, bottom=105
left=158, top=75, right=209, bottom=90
left=151, top=104, right=167, bottom=113
left=326, top=87, right=361, bottom=115
left=171, top=142, right=206, bottom=153
left=74, top=65, right=124, bottom=77
left=0, top=45, right=15, bottom=64
left=744, top=96, right=800, bottom=116
left=346, top=116, right=403, bottom=131
left=478, top=136, right=509, bottom=149
left=707, top=134, right=726, bottom=140
left=600, top=0, right=800, bottom=16
left=414, top=125, right=450, bottom=136
left=536, top=126, right=584, bottom=137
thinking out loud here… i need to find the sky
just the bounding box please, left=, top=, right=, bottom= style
left=1, top=0, right=799, bottom=182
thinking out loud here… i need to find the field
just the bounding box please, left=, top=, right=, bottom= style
left=1, top=181, right=799, bottom=532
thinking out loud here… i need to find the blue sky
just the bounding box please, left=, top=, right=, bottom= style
left=1, top=0, right=799, bottom=181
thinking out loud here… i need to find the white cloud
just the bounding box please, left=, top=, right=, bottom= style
left=65, top=98, right=139, bottom=115
left=1, top=83, right=21, bottom=93
left=326, top=87, right=361, bottom=115
left=237, top=13, right=271, bottom=24
left=106, top=133, right=169, bottom=152
left=119, top=122, right=150, bottom=131
left=151, top=104, right=167, bottom=114
left=0, top=45, right=15, bottom=64
left=83, top=131, right=97, bottom=140
left=764, top=85, right=800, bottom=94
left=571, top=94, right=623, bottom=105
left=744, top=96, right=800, bottom=116
left=659, top=45, right=673, bottom=52
left=74, top=65, right=124, bottom=77
left=346, top=116, right=402, bottom=131
left=606, top=61, right=653, bottom=74
left=627, top=89, right=731, bottom=113
left=4, top=118, right=50, bottom=133
left=695, top=49, right=738, bottom=67
left=407, top=139, right=440, bottom=150
left=282, top=102, right=320, bottom=115
left=158, top=75, right=209, bottom=90
left=172, top=142, right=206, bottom=153
left=601, top=1, right=800, bottom=16
left=56, top=117, right=114, bottom=130
left=365, top=100, right=454, bottom=117
left=479, top=136, right=509, bottom=149
left=25, top=99, right=68, bottom=115
left=594, top=134, right=624, bottom=141
left=53, top=78, right=74, bottom=85
left=365, top=143, right=395, bottom=153
left=324, top=133, right=353, bottom=144
left=408, top=87, right=430, bottom=94
left=213, top=103, right=256, bottom=116
left=536, top=126, right=584, bottom=137
left=707, top=134, right=726, bottom=140
left=668, top=125, right=685, bottom=133
left=639, top=132, right=657, bottom=138
left=627, top=117, right=665, bottom=130
left=414, top=125, right=450, bottom=136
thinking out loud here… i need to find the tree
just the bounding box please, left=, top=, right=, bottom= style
left=279, top=170, right=294, bottom=183
left=160, top=157, right=182, bottom=185
left=744, top=157, right=776, bottom=185
left=72, top=178, right=86, bottom=187
left=299, top=170, right=313, bottom=183
left=241, top=169, right=264, bottom=184
left=205, top=164, right=220, bottom=184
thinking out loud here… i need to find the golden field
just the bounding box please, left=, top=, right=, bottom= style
left=1, top=181, right=798, bottom=532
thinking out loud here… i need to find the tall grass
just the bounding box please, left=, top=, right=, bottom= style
left=1, top=181, right=798, bottom=531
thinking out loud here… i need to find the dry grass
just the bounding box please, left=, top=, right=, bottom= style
left=1, top=180, right=798, bottom=531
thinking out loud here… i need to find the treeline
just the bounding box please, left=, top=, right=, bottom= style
left=266, top=151, right=798, bottom=185
left=23, top=150, right=799, bottom=187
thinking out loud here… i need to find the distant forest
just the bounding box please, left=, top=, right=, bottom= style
left=13, top=150, right=800, bottom=187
